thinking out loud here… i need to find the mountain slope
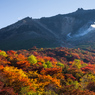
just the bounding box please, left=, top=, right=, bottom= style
left=1, top=8, right=95, bottom=50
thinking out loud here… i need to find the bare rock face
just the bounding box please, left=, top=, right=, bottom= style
left=1, top=8, right=95, bottom=50
left=61, top=17, right=75, bottom=35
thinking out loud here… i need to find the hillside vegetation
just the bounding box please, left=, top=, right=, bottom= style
left=0, top=47, right=95, bottom=94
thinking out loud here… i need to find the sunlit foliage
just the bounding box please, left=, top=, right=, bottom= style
left=0, top=47, right=95, bottom=94
left=0, top=50, right=7, bottom=57
left=28, top=54, right=37, bottom=65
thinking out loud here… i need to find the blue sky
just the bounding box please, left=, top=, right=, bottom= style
left=0, top=0, right=95, bottom=28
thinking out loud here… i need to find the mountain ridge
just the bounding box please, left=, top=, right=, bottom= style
left=1, top=8, right=95, bottom=50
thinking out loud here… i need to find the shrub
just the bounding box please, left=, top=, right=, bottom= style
left=57, top=62, right=64, bottom=68
left=43, top=63, right=47, bottom=68
left=43, top=61, right=52, bottom=68
left=45, top=61, right=52, bottom=68
left=28, top=55, right=37, bottom=65
left=0, top=51, right=7, bottom=57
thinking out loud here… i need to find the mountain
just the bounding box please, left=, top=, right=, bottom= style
left=1, top=8, right=95, bottom=50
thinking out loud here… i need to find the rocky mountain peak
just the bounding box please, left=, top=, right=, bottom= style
left=76, top=8, right=84, bottom=11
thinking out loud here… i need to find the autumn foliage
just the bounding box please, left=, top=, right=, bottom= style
left=0, top=47, right=95, bottom=94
